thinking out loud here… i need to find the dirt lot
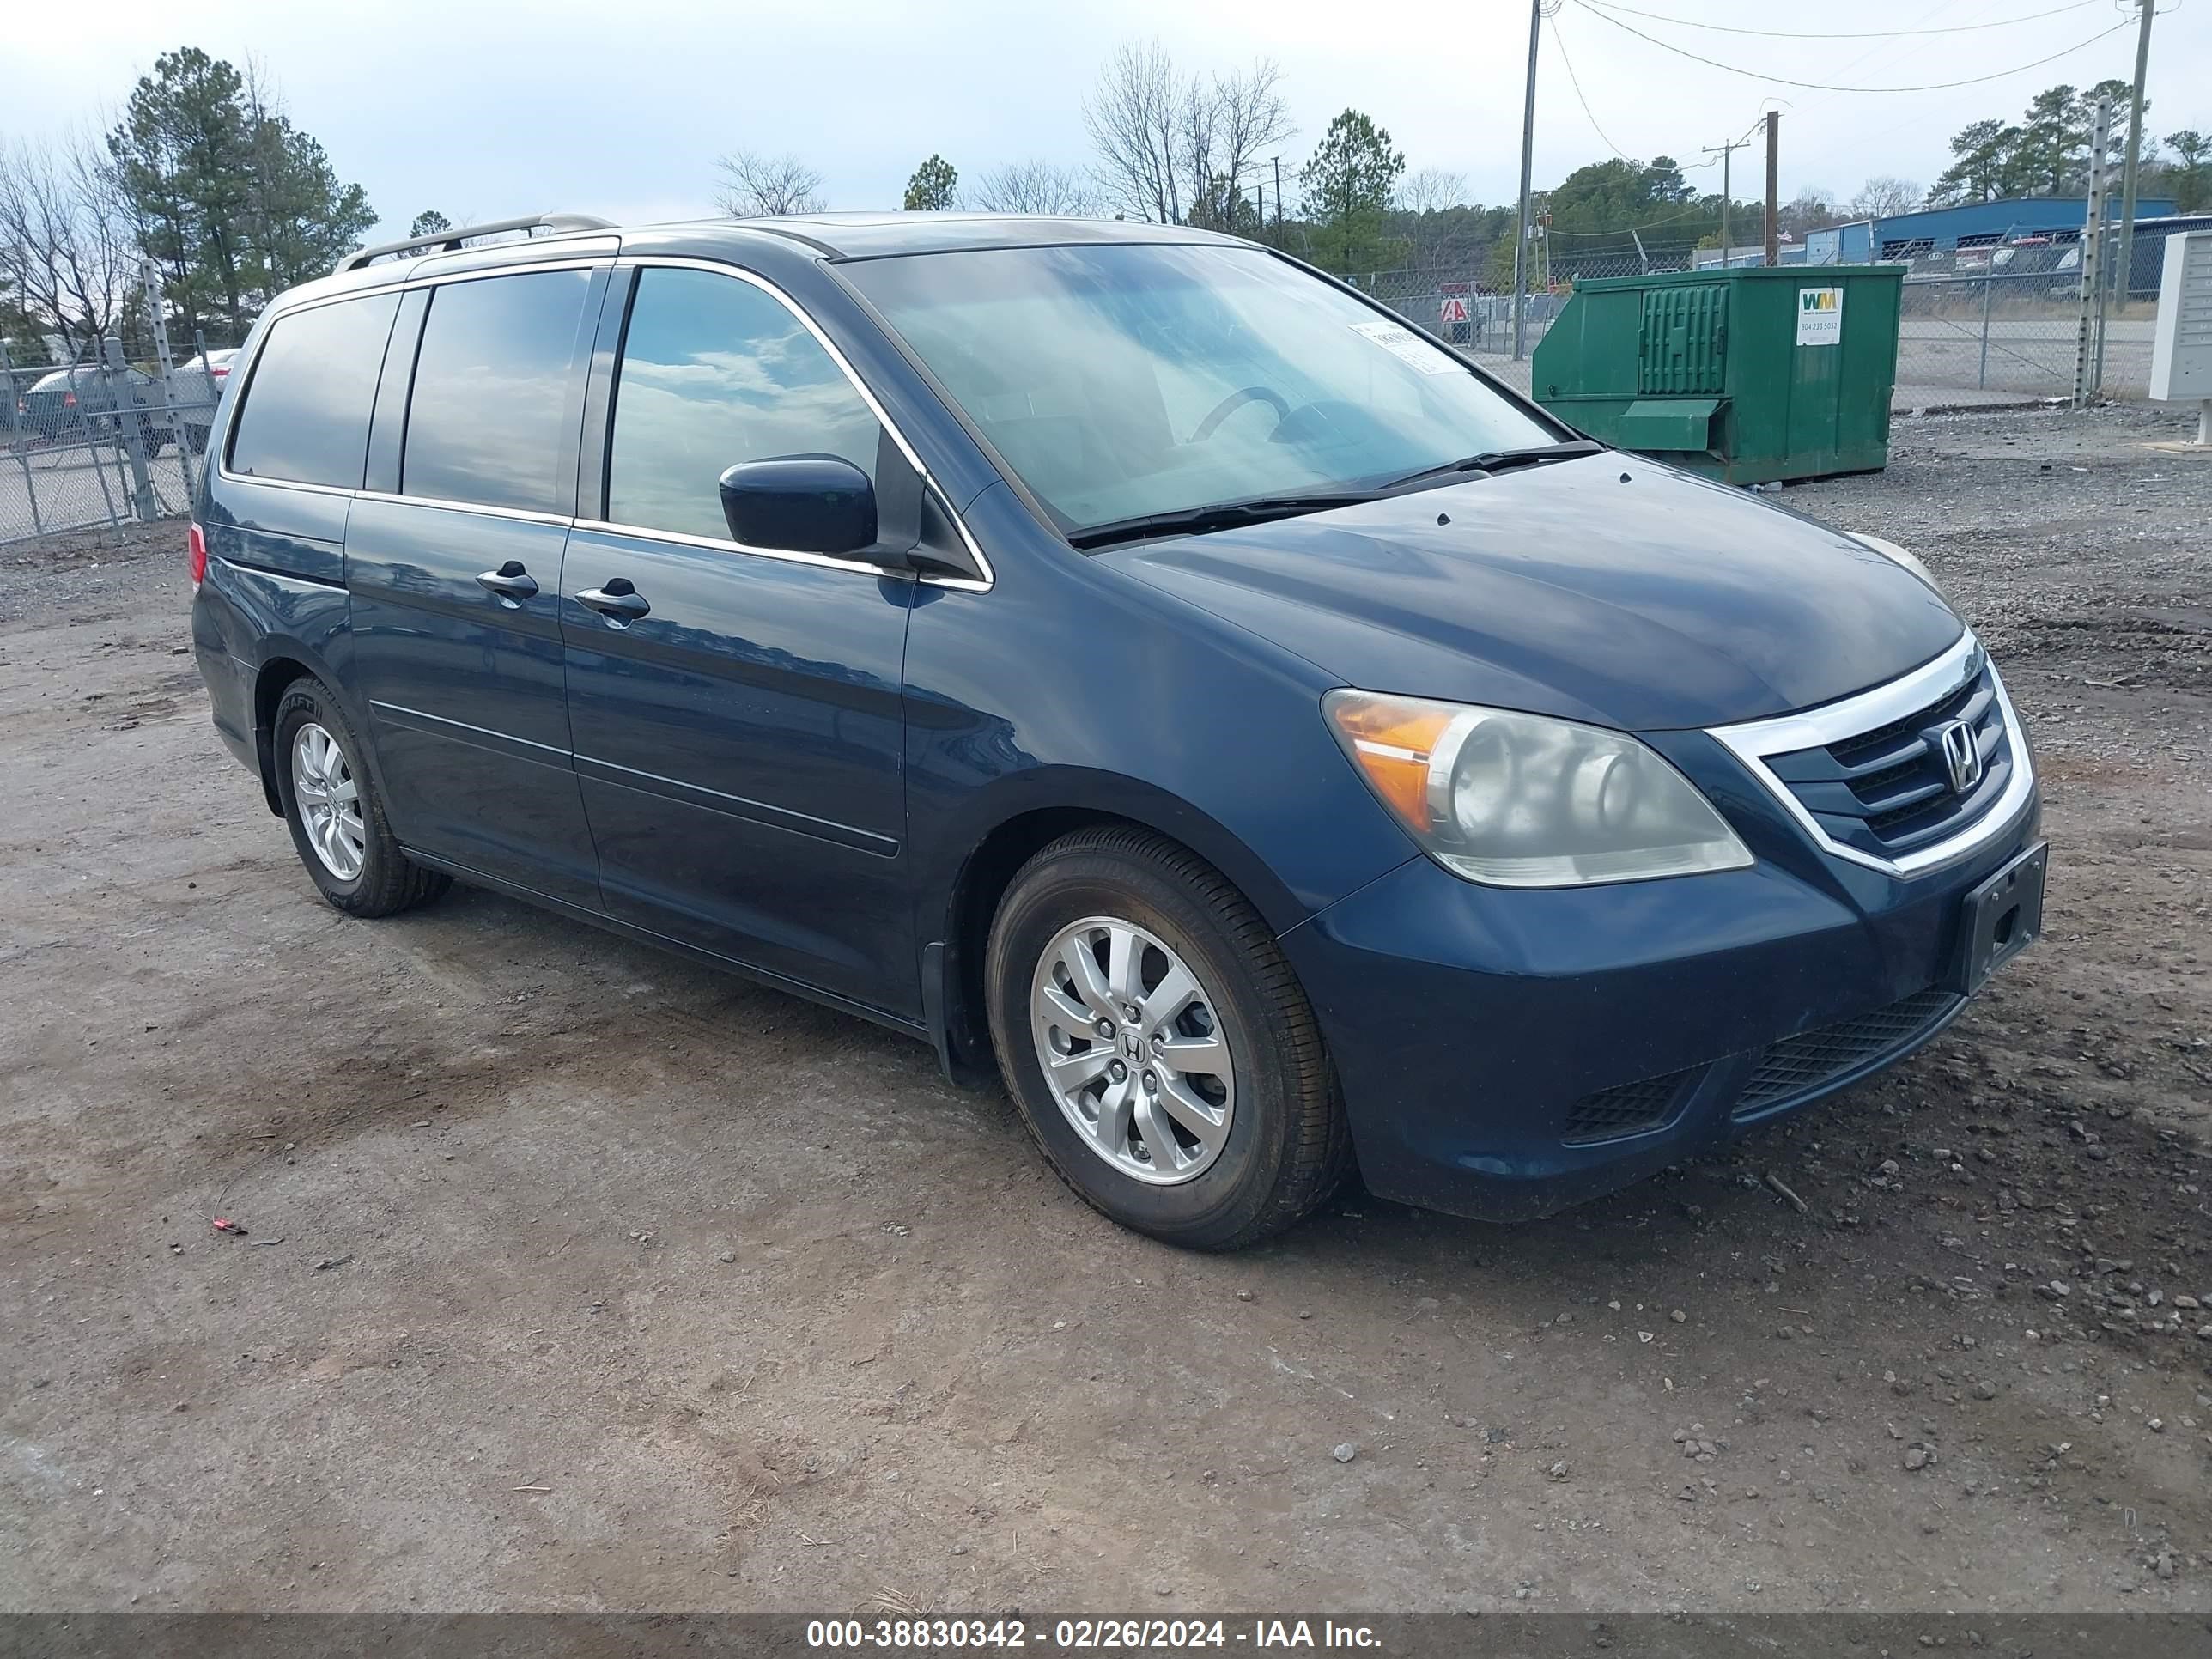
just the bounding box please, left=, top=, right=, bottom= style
left=3, top=404, right=2209, bottom=1615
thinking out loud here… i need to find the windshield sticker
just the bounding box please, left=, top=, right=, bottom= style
left=1348, top=320, right=1460, bottom=374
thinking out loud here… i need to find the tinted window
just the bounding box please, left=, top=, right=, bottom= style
left=228, top=294, right=399, bottom=489
left=402, top=270, right=592, bottom=514
left=605, top=268, right=881, bottom=542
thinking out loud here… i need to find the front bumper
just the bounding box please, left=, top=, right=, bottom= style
left=1281, top=724, right=2041, bottom=1223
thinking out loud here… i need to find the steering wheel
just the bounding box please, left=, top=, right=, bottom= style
left=1190, top=386, right=1292, bottom=443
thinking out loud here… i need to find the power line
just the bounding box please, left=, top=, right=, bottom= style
left=1577, top=0, right=2100, bottom=40
left=1547, top=15, right=1636, bottom=162
left=1542, top=9, right=1729, bottom=175
left=1567, top=0, right=2136, bottom=92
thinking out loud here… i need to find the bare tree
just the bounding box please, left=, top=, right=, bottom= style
left=1395, top=167, right=1469, bottom=217
left=1085, top=41, right=1294, bottom=227
left=1779, top=187, right=1841, bottom=240
left=714, top=149, right=827, bottom=217
left=1085, top=40, right=1185, bottom=222
left=967, top=161, right=1103, bottom=216
left=0, top=132, right=137, bottom=359
left=1395, top=167, right=1472, bottom=267
left=1188, top=59, right=1294, bottom=230
left=1846, top=175, right=1924, bottom=221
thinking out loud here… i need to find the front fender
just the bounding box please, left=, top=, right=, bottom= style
left=926, top=763, right=1324, bottom=944
left=902, top=482, right=1419, bottom=945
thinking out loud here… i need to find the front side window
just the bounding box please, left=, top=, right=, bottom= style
left=228, top=293, right=400, bottom=489
left=605, top=267, right=882, bottom=542
left=402, top=270, right=593, bottom=514
left=840, top=242, right=1559, bottom=536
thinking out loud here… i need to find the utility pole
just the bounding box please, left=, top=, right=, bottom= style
left=2114, top=0, right=2156, bottom=309
left=2074, top=96, right=2113, bottom=407
left=1763, top=112, right=1781, bottom=268
left=1512, top=0, right=1540, bottom=359
left=1704, top=137, right=1751, bottom=267
left=1272, top=156, right=1283, bottom=227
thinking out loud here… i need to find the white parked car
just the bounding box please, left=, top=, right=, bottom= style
left=174, top=349, right=240, bottom=454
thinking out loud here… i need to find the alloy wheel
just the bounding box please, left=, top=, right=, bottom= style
left=1029, top=915, right=1236, bottom=1185
left=290, top=721, right=367, bottom=881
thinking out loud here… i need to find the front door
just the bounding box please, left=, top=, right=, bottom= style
left=345, top=264, right=608, bottom=905
left=561, top=264, right=918, bottom=1017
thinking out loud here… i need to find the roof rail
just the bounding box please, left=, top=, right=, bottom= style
left=334, top=212, right=617, bottom=274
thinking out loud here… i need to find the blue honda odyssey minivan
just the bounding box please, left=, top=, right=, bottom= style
left=190, top=210, right=2045, bottom=1248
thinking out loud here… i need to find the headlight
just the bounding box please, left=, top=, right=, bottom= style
left=1851, top=532, right=1945, bottom=597
left=1323, top=690, right=1753, bottom=888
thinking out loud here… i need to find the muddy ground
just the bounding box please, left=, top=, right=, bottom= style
left=1, top=404, right=2208, bottom=1614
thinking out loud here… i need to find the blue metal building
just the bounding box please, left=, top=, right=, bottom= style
left=1805, top=195, right=2182, bottom=265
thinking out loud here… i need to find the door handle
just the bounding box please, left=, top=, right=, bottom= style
left=476, top=562, right=538, bottom=605
left=575, top=579, right=651, bottom=623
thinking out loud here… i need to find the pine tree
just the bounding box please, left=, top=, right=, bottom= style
left=107, top=46, right=374, bottom=337
left=902, top=155, right=958, bottom=213
left=1299, top=111, right=1405, bottom=273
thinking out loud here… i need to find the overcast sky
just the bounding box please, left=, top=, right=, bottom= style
left=14, top=0, right=2208, bottom=240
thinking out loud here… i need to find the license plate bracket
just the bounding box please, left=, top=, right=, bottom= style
left=1954, top=841, right=2047, bottom=994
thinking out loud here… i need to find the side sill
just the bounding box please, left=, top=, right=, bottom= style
left=400, top=848, right=932, bottom=1046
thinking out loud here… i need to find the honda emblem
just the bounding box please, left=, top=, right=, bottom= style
left=1936, top=719, right=1983, bottom=794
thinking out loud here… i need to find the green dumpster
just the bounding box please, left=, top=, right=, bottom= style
left=1528, top=265, right=1902, bottom=484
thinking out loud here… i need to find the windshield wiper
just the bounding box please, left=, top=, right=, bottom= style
left=1065, top=442, right=1607, bottom=550
left=1382, top=439, right=1606, bottom=489
left=1068, top=492, right=1376, bottom=551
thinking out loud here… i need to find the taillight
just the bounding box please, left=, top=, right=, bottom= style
left=64, top=391, right=76, bottom=408
left=211, top=366, right=228, bottom=380
left=189, top=522, right=208, bottom=592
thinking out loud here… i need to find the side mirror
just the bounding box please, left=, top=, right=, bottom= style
left=719, top=454, right=877, bottom=557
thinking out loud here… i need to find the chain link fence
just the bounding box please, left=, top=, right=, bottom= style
left=1348, top=221, right=2204, bottom=404
left=1887, top=228, right=2187, bottom=399
left=2, top=338, right=235, bottom=547
left=1352, top=254, right=1644, bottom=376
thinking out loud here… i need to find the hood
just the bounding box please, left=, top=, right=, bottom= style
left=1104, top=455, right=1963, bottom=731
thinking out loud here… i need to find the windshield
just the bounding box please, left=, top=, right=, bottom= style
left=841, top=242, right=1559, bottom=537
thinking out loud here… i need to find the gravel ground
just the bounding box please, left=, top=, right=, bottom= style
left=1, top=404, right=2208, bottom=1614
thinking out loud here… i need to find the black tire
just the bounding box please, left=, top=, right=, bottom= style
left=985, top=826, right=1351, bottom=1250
left=272, top=678, right=451, bottom=918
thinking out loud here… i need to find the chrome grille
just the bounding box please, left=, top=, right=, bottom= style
left=1762, top=659, right=2013, bottom=862
left=1707, top=633, right=2036, bottom=878
left=1731, top=988, right=1960, bottom=1119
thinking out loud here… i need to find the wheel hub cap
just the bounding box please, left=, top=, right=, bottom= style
left=1029, top=916, right=1235, bottom=1186
left=290, top=721, right=366, bottom=881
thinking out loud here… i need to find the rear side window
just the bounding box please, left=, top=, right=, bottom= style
left=605, top=267, right=881, bottom=542
left=228, top=294, right=399, bottom=489
left=401, top=270, right=593, bottom=514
